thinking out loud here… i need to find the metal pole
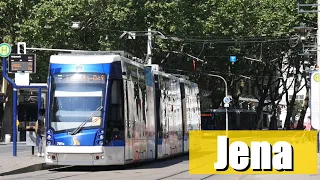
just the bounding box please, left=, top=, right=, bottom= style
left=37, top=88, right=41, bottom=118
left=34, top=87, right=42, bottom=155
left=147, top=28, right=152, bottom=65
left=2, top=57, right=17, bottom=156
left=317, top=0, right=320, bottom=66
left=207, top=74, right=228, bottom=134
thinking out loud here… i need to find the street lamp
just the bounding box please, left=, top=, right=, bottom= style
left=290, top=25, right=315, bottom=48
left=71, top=22, right=81, bottom=29
left=207, top=74, right=229, bottom=135
left=293, top=25, right=314, bottom=41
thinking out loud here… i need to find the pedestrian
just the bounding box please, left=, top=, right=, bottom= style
left=35, top=108, right=45, bottom=157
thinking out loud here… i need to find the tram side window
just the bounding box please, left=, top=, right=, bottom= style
left=230, top=112, right=237, bottom=130
left=253, top=115, right=258, bottom=129
left=240, top=114, right=246, bottom=130
left=201, top=116, right=213, bottom=130
left=241, top=114, right=253, bottom=130
left=214, top=114, right=225, bottom=130
left=107, top=79, right=124, bottom=140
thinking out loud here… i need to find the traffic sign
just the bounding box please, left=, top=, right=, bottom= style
left=223, top=97, right=230, bottom=104
left=0, top=43, right=12, bottom=57
left=230, top=56, right=237, bottom=63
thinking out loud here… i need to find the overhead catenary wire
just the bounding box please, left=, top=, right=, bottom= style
left=163, top=67, right=284, bottom=79
left=90, top=27, right=292, bottom=43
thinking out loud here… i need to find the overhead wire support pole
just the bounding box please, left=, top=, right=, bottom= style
left=207, top=74, right=229, bottom=135
left=147, top=28, right=152, bottom=65
left=297, top=1, right=320, bottom=66
left=119, top=29, right=182, bottom=64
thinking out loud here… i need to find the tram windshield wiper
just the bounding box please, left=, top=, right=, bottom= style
left=69, top=106, right=103, bottom=135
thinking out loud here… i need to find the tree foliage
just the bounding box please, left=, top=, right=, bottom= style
left=0, top=0, right=315, bottom=135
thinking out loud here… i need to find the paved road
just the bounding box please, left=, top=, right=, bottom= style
left=0, top=154, right=319, bottom=180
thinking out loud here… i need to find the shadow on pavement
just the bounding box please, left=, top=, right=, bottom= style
left=52, top=154, right=189, bottom=172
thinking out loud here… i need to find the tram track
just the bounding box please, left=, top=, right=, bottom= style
left=155, top=169, right=214, bottom=180
left=2, top=154, right=219, bottom=180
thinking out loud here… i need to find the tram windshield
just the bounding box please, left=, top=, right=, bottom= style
left=49, top=73, right=107, bottom=132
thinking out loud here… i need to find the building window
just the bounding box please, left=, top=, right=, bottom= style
left=296, top=95, right=304, bottom=100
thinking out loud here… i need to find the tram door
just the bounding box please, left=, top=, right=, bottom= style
left=163, top=88, right=170, bottom=156
left=124, top=80, right=133, bottom=161
left=160, top=94, right=168, bottom=156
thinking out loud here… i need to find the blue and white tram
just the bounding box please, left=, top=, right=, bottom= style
left=177, top=77, right=201, bottom=152
left=45, top=52, right=201, bottom=166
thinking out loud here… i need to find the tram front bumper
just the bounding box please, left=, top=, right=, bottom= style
left=45, top=146, right=105, bottom=166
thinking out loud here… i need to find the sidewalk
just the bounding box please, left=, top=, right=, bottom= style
left=0, top=142, right=26, bottom=145
left=0, top=150, right=45, bottom=176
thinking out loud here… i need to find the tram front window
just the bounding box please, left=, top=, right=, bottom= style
left=49, top=73, right=107, bottom=132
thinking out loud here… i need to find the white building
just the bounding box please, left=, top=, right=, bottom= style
left=278, top=62, right=309, bottom=128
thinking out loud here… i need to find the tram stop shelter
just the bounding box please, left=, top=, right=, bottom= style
left=0, top=81, right=47, bottom=148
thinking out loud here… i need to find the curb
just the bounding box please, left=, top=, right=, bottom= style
left=0, top=142, right=27, bottom=145
left=0, top=163, right=51, bottom=176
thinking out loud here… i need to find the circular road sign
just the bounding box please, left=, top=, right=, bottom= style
left=223, top=97, right=230, bottom=104
left=313, top=72, right=320, bottom=82
left=0, top=43, right=12, bottom=57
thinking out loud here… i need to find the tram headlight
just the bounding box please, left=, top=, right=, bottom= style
left=95, top=128, right=105, bottom=146
left=47, top=135, right=52, bottom=140
left=47, top=141, right=51, bottom=145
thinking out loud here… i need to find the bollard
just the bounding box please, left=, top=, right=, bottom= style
left=26, top=126, right=37, bottom=156
left=17, top=127, right=20, bottom=142
left=5, top=134, right=10, bottom=144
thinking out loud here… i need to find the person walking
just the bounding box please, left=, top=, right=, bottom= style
left=35, top=108, right=45, bottom=157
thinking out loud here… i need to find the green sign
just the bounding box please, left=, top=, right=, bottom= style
left=0, top=43, right=12, bottom=57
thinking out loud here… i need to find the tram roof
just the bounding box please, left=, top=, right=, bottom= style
left=50, top=54, right=121, bottom=64
left=201, top=109, right=256, bottom=113
left=49, top=53, right=197, bottom=84
left=50, top=51, right=145, bottom=65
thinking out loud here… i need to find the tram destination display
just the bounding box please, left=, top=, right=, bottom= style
left=55, top=73, right=106, bottom=83
left=8, top=53, right=36, bottom=73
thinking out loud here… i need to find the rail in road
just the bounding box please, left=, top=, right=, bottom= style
left=0, top=154, right=319, bottom=180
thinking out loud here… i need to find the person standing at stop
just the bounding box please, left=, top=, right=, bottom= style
left=35, top=109, right=45, bottom=157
